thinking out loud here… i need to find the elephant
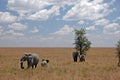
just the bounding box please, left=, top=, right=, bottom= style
left=41, top=59, right=49, bottom=67
left=72, top=52, right=78, bottom=62
left=79, top=54, right=85, bottom=62
left=20, top=53, right=39, bottom=69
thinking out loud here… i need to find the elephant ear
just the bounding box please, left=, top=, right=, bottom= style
left=28, top=53, right=32, bottom=56
left=20, top=54, right=28, bottom=61
left=23, top=53, right=31, bottom=58
left=46, top=60, right=49, bottom=63
left=21, top=53, right=32, bottom=61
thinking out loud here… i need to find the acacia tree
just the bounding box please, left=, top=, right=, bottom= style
left=74, top=28, right=91, bottom=62
left=117, top=40, right=120, bottom=67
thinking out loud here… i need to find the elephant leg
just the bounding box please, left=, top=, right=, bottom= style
left=27, top=61, right=30, bottom=68
left=35, top=64, right=38, bottom=68
left=27, top=60, right=33, bottom=68
left=32, top=65, right=34, bottom=69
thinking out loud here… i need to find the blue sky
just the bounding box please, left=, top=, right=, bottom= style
left=0, top=0, right=120, bottom=47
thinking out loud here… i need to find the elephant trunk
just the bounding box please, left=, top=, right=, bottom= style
left=20, top=62, right=24, bottom=69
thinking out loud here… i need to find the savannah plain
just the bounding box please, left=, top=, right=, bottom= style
left=0, top=47, right=120, bottom=80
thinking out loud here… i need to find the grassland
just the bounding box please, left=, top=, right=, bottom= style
left=0, top=47, right=120, bottom=80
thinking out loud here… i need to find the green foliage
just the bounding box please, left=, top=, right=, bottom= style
left=74, top=28, right=91, bottom=55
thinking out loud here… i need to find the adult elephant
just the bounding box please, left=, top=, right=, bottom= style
left=72, top=52, right=78, bottom=62
left=20, top=53, right=39, bottom=69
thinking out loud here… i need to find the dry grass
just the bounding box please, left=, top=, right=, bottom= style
left=0, top=47, right=119, bottom=80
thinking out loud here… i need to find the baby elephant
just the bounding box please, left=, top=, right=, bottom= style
left=41, top=59, right=49, bottom=67
left=20, top=53, right=39, bottom=69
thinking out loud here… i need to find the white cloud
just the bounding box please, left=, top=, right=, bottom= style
left=7, top=0, right=50, bottom=14
left=113, top=16, right=120, bottom=23
left=110, top=0, right=116, bottom=5
left=7, top=0, right=51, bottom=20
left=0, top=26, right=3, bottom=31
left=104, top=23, right=120, bottom=34
left=78, top=20, right=85, bottom=24
left=27, top=6, right=60, bottom=20
left=0, top=12, right=17, bottom=23
left=7, top=0, right=114, bottom=21
left=5, top=30, right=24, bottom=36
left=0, top=26, right=4, bottom=35
left=8, top=0, right=75, bottom=20
left=0, top=26, right=24, bottom=37
left=7, top=0, right=77, bottom=20
left=8, top=23, right=27, bottom=30
left=87, top=33, right=119, bottom=47
left=39, top=37, right=54, bottom=41
left=117, top=16, right=120, bottom=20
left=13, top=32, right=24, bottom=36
left=104, top=23, right=119, bottom=29
left=95, top=18, right=109, bottom=26
left=30, top=27, right=39, bottom=33
left=53, top=25, right=74, bottom=35
left=86, top=26, right=95, bottom=31
left=63, top=0, right=111, bottom=20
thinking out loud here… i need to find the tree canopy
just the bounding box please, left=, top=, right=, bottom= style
left=74, top=28, right=91, bottom=55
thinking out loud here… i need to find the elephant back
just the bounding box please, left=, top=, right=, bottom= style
left=32, top=54, right=39, bottom=59
left=31, top=54, right=39, bottom=63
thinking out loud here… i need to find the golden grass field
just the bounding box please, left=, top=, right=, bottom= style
left=0, top=47, right=120, bottom=80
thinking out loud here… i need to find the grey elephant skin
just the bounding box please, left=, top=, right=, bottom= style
left=72, top=52, right=78, bottom=62
left=20, top=53, right=39, bottom=69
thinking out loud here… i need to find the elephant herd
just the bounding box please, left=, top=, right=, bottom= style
left=72, top=52, right=85, bottom=62
left=20, top=52, right=84, bottom=69
left=20, top=53, right=49, bottom=69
